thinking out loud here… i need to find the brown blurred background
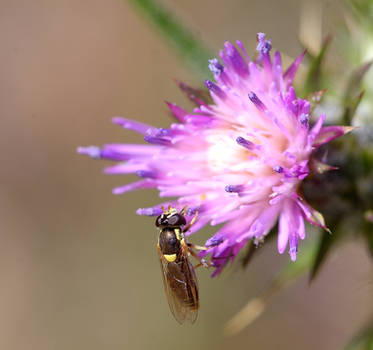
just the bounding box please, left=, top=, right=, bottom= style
left=0, top=0, right=372, bottom=349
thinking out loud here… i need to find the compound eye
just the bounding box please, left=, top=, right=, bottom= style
left=168, top=214, right=186, bottom=226
left=155, top=215, right=164, bottom=227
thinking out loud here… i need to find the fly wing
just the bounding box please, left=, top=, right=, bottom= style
left=180, top=256, right=199, bottom=324
left=157, top=245, right=199, bottom=324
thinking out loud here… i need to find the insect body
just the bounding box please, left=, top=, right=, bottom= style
left=156, top=207, right=199, bottom=324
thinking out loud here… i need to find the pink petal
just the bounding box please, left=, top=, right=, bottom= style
left=296, top=196, right=330, bottom=232
left=112, top=180, right=156, bottom=195
left=278, top=208, right=290, bottom=254
left=313, top=126, right=355, bottom=148
left=284, top=51, right=306, bottom=88
left=165, top=102, right=188, bottom=122
left=112, top=117, right=155, bottom=135
left=308, top=114, right=326, bottom=146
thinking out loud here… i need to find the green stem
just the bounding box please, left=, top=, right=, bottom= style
left=127, top=0, right=213, bottom=78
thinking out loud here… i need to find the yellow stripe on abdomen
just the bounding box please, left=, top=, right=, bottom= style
left=163, top=254, right=177, bottom=262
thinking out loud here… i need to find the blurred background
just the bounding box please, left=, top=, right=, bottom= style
left=0, top=0, right=372, bottom=349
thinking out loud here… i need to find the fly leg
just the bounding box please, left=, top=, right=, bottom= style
left=187, top=243, right=213, bottom=269
left=188, top=242, right=234, bottom=269
left=180, top=238, right=211, bottom=269
left=182, top=208, right=199, bottom=233
left=187, top=242, right=207, bottom=251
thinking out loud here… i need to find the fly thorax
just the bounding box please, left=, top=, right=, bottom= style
left=159, top=229, right=181, bottom=256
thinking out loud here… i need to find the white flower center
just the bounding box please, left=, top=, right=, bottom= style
left=206, top=133, right=249, bottom=173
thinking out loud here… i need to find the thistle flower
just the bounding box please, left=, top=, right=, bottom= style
left=78, top=33, right=349, bottom=276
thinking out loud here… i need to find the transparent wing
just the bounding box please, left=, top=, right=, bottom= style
left=157, top=245, right=199, bottom=324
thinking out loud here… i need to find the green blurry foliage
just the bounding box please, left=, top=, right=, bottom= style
left=344, top=317, right=373, bottom=350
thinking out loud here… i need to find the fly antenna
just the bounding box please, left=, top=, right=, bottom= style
left=180, top=205, right=188, bottom=216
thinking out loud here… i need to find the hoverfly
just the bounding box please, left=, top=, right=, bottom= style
left=156, top=206, right=205, bottom=324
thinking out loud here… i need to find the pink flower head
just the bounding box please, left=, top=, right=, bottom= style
left=78, top=33, right=348, bottom=276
